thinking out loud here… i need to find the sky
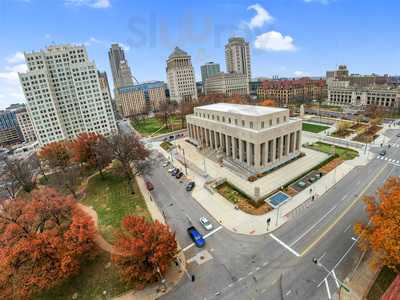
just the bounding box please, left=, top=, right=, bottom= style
left=1, top=0, right=400, bottom=109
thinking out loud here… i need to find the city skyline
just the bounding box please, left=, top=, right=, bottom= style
left=1, top=0, right=400, bottom=108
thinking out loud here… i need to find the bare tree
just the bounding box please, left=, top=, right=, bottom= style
left=106, top=133, right=150, bottom=193
left=3, top=157, right=36, bottom=194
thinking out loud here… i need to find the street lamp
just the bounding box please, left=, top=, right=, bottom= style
left=182, top=148, right=188, bottom=176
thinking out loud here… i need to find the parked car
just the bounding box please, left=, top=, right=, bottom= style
left=145, top=181, right=154, bottom=191
left=171, top=168, right=180, bottom=176
left=162, top=161, right=170, bottom=167
left=379, top=149, right=387, bottom=156
left=176, top=172, right=184, bottom=179
left=167, top=167, right=175, bottom=173
left=396, top=133, right=400, bottom=137
left=199, top=217, right=213, bottom=231
left=186, top=181, right=195, bottom=191
left=187, top=226, right=205, bottom=247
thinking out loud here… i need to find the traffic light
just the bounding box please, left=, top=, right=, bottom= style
left=191, top=275, right=195, bottom=282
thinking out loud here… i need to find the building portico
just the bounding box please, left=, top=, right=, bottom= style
left=186, top=103, right=302, bottom=173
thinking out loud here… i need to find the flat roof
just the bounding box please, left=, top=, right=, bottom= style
left=196, top=103, right=287, bottom=116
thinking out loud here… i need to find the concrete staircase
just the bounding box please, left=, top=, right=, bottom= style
left=222, top=157, right=254, bottom=179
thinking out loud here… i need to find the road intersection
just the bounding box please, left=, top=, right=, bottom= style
left=124, top=119, right=400, bottom=300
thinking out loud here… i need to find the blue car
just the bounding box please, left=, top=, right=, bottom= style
left=187, top=226, right=205, bottom=248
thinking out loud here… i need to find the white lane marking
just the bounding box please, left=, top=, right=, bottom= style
left=332, top=270, right=340, bottom=288
left=228, top=283, right=234, bottom=288
left=343, top=224, right=352, bottom=233
left=238, top=277, right=244, bottom=282
left=324, top=278, right=332, bottom=299
left=318, top=252, right=327, bottom=261
left=286, top=290, right=292, bottom=296
left=182, top=225, right=223, bottom=252
left=270, top=234, right=300, bottom=257
left=255, top=267, right=261, bottom=271
left=289, top=203, right=339, bottom=247
left=203, top=225, right=223, bottom=239
left=263, top=261, right=269, bottom=267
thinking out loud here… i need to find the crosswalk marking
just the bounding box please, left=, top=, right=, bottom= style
left=376, top=155, right=400, bottom=165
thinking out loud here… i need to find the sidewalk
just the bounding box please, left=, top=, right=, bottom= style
left=336, top=251, right=380, bottom=300
left=156, top=141, right=365, bottom=236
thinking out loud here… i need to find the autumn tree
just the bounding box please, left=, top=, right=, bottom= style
left=355, top=177, right=400, bottom=273
left=106, top=133, right=150, bottom=193
left=0, top=188, right=96, bottom=300
left=70, top=132, right=112, bottom=178
left=3, top=157, right=36, bottom=194
left=112, top=216, right=178, bottom=289
left=259, top=99, right=277, bottom=107
left=38, top=141, right=72, bottom=172
left=178, top=101, right=194, bottom=128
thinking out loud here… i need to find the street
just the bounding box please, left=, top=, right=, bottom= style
left=128, top=120, right=400, bottom=300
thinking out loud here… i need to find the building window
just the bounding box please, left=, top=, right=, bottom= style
left=242, top=120, right=245, bottom=127
left=250, top=121, right=253, bottom=129
left=235, top=119, right=238, bottom=125
left=269, top=119, right=272, bottom=126
left=261, top=121, right=264, bottom=128
left=228, top=118, right=231, bottom=123
left=222, top=117, right=225, bottom=122
left=277, top=118, right=280, bottom=124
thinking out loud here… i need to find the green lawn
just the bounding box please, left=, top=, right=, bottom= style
left=33, top=251, right=134, bottom=300
left=367, top=266, right=397, bottom=300
left=132, top=116, right=184, bottom=137
left=80, top=171, right=151, bottom=243
left=302, top=122, right=330, bottom=133
left=308, top=142, right=359, bottom=160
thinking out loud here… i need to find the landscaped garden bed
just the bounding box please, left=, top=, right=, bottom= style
left=306, top=142, right=358, bottom=160
left=302, top=122, right=330, bottom=133
left=216, top=182, right=272, bottom=215
left=331, top=128, right=353, bottom=138
left=160, top=141, right=173, bottom=151
left=367, top=266, right=397, bottom=300
left=353, top=125, right=382, bottom=143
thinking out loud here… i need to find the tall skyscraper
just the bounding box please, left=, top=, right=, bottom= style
left=166, top=47, right=198, bottom=103
left=108, top=43, right=134, bottom=89
left=19, top=44, right=117, bottom=146
left=225, top=37, right=251, bottom=81
left=201, top=62, right=220, bottom=83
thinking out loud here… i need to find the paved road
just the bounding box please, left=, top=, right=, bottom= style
left=136, top=121, right=400, bottom=299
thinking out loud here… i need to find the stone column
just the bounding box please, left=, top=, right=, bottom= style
left=247, top=141, right=251, bottom=166
left=206, top=129, right=210, bottom=148
left=254, top=143, right=260, bottom=169
left=263, top=142, right=268, bottom=166
left=239, top=139, right=244, bottom=163
left=232, top=137, right=237, bottom=159
left=270, top=139, right=275, bottom=163
left=211, top=131, right=215, bottom=149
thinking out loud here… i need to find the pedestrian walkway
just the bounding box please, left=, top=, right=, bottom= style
left=156, top=141, right=361, bottom=236
left=376, top=155, right=400, bottom=165
left=336, top=251, right=380, bottom=300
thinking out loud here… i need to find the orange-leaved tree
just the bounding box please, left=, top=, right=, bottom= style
left=112, top=216, right=178, bottom=289
left=38, top=140, right=72, bottom=172
left=259, top=99, right=277, bottom=107
left=0, top=188, right=96, bottom=299
left=354, top=176, right=400, bottom=272
left=70, top=132, right=112, bottom=178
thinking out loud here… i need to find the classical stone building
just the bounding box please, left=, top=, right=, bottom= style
left=166, top=47, right=197, bottom=103
left=204, top=72, right=249, bottom=96
left=186, top=103, right=302, bottom=172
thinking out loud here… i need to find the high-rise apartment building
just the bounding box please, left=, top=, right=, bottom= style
left=15, top=108, right=36, bottom=143
left=201, top=62, right=220, bottom=83
left=108, top=44, right=134, bottom=89
left=19, top=44, right=117, bottom=146
left=166, top=47, right=198, bottom=103
left=225, top=37, right=251, bottom=81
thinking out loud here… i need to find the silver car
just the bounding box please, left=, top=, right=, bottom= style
left=199, top=217, right=213, bottom=231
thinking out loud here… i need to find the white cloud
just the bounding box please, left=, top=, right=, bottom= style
left=294, top=70, right=309, bottom=77
left=6, top=52, right=25, bottom=64
left=45, top=33, right=52, bottom=39
left=84, top=37, right=102, bottom=46
left=0, top=57, right=27, bottom=109
left=65, top=0, right=111, bottom=9
left=246, top=4, right=273, bottom=29
left=254, top=31, right=296, bottom=51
